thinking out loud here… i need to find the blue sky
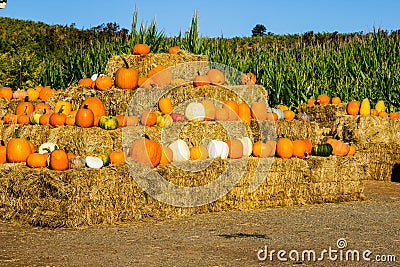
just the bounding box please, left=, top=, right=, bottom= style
left=1, top=0, right=399, bottom=37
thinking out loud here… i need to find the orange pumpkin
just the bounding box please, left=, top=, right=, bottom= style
left=26, top=152, right=48, bottom=168
left=240, top=72, right=256, bottom=85
left=16, top=96, right=35, bottom=116
left=0, top=87, right=13, bottom=100
left=316, top=94, right=330, bottom=105
left=238, top=103, right=251, bottom=125
left=0, top=140, right=7, bottom=164
left=223, top=100, right=239, bottom=121
left=347, top=100, right=361, bottom=115
left=95, top=75, right=113, bottom=91
left=80, top=97, right=106, bottom=119
left=78, top=77, right=94, bottom=87
left=39, top=86, right=56, bottom=101
left=292, top=139, right=308, bottom=159
left=252, top=140, right=276, bottom=158
left=148, top=65, right=172, bottom=87
left=168, top=46, right=180, bottom=54
left=348, top=144, right=356, bottom=156
left=215, top=107, right=229, bottom=121
left=140, top=110, right=157, bottom=126
left=201, top=99, right=216, bottom=121
left=301, top=139, right=313, bottom=155
left=27, top=88, right=39, bottom=100
left=158, top=97, right=173, bottom=115
left=129, top=137, right=161, bottom=168
left=3, top=114, right=18, bottom=124
left=6, top=129, right=32, bottom=163
left=283, top=110, right=296, bottom=121
left=331, top=96, right=341, bottom=104
left=251, top=101, right=268, bottom=121
left=75, top=104, right=94, bottom=128
left=378, top=111, right=389, bottom=118
left=39, top=113, right=51, bottom=125
left=207, top=69, right=225, bottom=85
left=115, top=57, right=139, bottom=90
left=276, top=138, right=293, bottom=158
left=326, top=138, right=350, bottom=156
left=306, top=98, right=316, bottom=105
left=49, top=149, right=69, bottom=170
left=35, top=102, right=51, bottom=111
left=65, top=110, right=78, bottom=126
left=132, top=43, right=150, bottom=55
left=227, top=139, right=243, bottom=159
left=49, top=110, right=67, bottom=127
left=138, top=77, right=154, bottom=89
left=109, top=150, right=126, bottom=164
left=160, top=145, right=173, bottom=164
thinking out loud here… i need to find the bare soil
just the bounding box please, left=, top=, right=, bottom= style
left=1, top=180, right=400, bottom=267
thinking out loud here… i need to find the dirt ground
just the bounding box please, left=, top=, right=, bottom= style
left=1, top=180, right=400, bottom=267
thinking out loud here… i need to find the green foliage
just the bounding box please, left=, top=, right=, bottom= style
left=0, top=16, right=400, bottom=111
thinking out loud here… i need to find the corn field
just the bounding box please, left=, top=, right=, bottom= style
left=0, top=11, right=400, bottom=109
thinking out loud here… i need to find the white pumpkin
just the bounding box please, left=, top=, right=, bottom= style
left=207, top=140, right=229, bottom=159
left=185, top=102, right=206, bottom=121
left=168, top=139, right=190, bottom=161
left=239, top=137, right=253, bottom=157
left=219, top=141, right=229, bottom=159
left=38, top=142, right=59, bottom=154
left=85, top=156, right=104, bottom=169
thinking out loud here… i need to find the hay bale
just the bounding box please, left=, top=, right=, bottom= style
left=298, top=103, right=347, bottom=128
left=335, top=115, right=400, bottom=181
left=0, top=124, right=52, bottom=148
left=275, top=120, right=320, bottom=143
left=105, top=52, right=208, bottom=80
left=0, top=156, right=365, bottom=228
left=0, top=99, right=10, bottom=118
left=336, top=115, right=399, bottom=145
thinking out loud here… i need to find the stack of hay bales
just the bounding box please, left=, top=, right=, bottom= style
left=0, top=157, right=365, bottom=228
left=335, top=115, right=400, bottom=181
left=0, top=52, right=367, bottom=228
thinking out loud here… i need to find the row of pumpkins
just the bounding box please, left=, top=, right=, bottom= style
left=0, top=128, right=355, bottom=171
left=0, top=129, right=125, bottom=170
left=0, top=92, right=296, bottom=129
left=130, top=134, right=356, bottom=168
left=307, top=93, right=396, bottom=117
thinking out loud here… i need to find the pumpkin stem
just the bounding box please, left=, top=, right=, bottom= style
left=0, top=140, right=5, bottom=146
left=14, top=128, right=20, bottom=138
left=23, top=105, right=28, bottom=115
left=24, top=95, right=29, bottom=102
left=142, top=134, right=150, bottom=140
left=58, top=104, right=64, bottom=114
left=83, top=104, right=89, bottom=109
left=120, top=56, right=130, bottom=69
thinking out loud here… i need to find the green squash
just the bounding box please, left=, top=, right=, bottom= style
left=311, top=143, right=333, bottom=157
left=98, top=116, right=119, bottom=130
left=98, top=153, right=110, bottom=166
